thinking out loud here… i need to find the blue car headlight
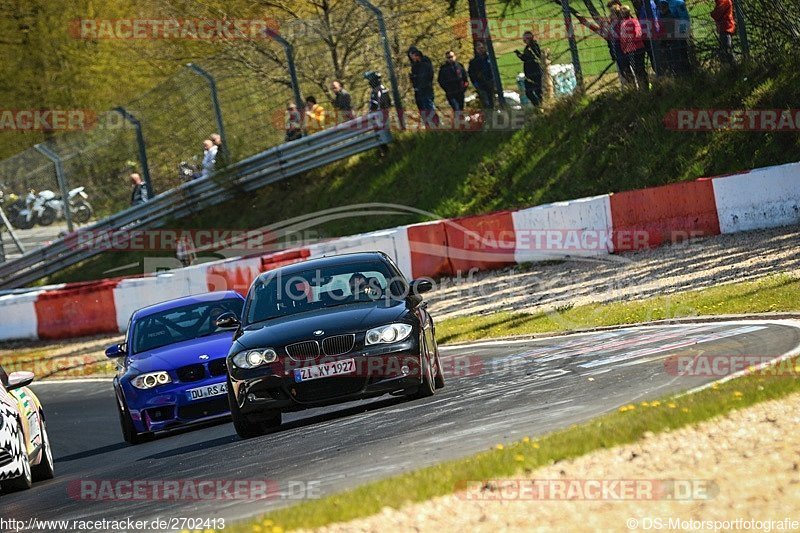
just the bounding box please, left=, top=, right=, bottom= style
left=365, top=323, right=413, bottom=345
left=232, top=348, right=278, bottom=369
left=132, top=371, right=172, bottom=390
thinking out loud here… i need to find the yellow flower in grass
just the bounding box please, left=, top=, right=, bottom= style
left=495, top=444, right=505, bottom=450
left=272, top=527, right=284, bottom=533
left=733, top=391, right=743, bottom=398
left=522, top=436, right=530, bottom=443
left=533, top=442, right=540, bottom=449
left=650, top=400, right=661, bottom=407
left=711, top=383, right=719, bottom=390
left=640, top=401, right=650, bottom=407
left=515, top=454, right=525, bottom=462
left=681, top=407, right=689, bottom=413
left=667, top=402, right=677, bottom=409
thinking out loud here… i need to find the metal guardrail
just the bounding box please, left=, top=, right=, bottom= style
left=0, top=114, right=392, bottom=289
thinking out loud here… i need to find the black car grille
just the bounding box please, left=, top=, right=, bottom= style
left=322, top=334, right=356, bottom=356
left=0, top=448, right=11, bottom=468
left=177, top=397, right=230, bottom=419
left=290, top=377, right=365, bottom=402
left=176, top=363, right=206, bottom=382
left=208, top=358, right=228, bottom=377
left=145, top=406, right=174, bottom=422
left=286, top=341, right=320, bottom=361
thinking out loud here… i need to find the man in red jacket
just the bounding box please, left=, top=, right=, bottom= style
left=711, top=0, right=736, bottom=64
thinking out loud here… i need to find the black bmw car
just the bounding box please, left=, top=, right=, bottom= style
left=217, top=251, right=444, bottom=438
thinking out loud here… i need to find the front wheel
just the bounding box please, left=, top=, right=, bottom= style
left=12, top=214, right=35, bottom=230
left=117, top=397, right=148, bottom=445
left=31, top=415, right=54, bottom=481
left=414, top=349, right=436, bottom=399
left=72, top=201, right=93, bottom=223
left=0, top=423, right=32, bottom=492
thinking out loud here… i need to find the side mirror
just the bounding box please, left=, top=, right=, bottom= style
left=410, top=278, right=434, bottom=296
left=105, top=343, right=127, bottom=358
left=6, top=371, right=34, bottom=391
left=215, top=312, right=241, bottom=329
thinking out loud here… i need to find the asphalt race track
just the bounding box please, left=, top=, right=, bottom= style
left=3, top=320, right=800, bottom=530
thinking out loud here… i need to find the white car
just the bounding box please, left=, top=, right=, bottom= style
left=0, top=365, right=54, bottom=493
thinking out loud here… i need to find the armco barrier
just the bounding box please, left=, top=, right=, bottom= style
left=35, top=281, right=119, bottom=339
left=407, top=221, right=453, bottom=279
left=2, top=160, right=799, bottom=343
left=511, top=195, right=614, bottom=262
left=610, top=180, right=720, bottom=251
left=444, top=212, right=516, bottom=272
left=712, top=162, right=800, bottom=234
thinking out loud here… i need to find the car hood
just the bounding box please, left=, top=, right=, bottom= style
left=127, top=332, right=234, bottom=373
left=237, top=300, right=411, bottom=349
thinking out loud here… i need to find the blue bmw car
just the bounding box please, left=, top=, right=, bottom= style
left=106, top=291, right=245, bottom=444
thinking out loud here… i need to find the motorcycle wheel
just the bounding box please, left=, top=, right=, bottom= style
left=38, top=206, right=56, bottom=226
left=73, top=202, right=93, bottom=223
left=13, top=214, right=35, bottom=230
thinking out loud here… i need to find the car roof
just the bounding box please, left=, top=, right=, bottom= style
left=132, top=290, right=244, bottom=320
left=255, top=251, right=391, bottom=282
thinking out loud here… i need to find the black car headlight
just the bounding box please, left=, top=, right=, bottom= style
left=365, top=323, right=413, bottom=345
left=131, top=371, right=172, bottom=389
left=232, top=348, right=278, bottom=369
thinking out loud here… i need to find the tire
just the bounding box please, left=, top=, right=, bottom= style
left=0, top=423, right=32, bottom=492
left=414, top=344, right=436, bottom=399
left=117, top=397, right=148, bottom=445
left=31, top=414, right=54, bottom=481
left=433, top=350, right=445, bottom=390
left=227, top=377, right=279, bottom=438
left=38, top=206, right=56, bottom=226
left=72, top=202, right=93, bottom=223
left=12, top=215, right=35, bottom=230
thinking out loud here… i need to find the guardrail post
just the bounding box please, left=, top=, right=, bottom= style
left=187, top=63, right=229, bottom=162
left=732, top=0, right=750, bottom=60
left=263, top=29, right=304, bottom=112
left=34, top=144, right=74, bottom=233
left=355, top=0, right=406, bottom=129
left=114, top=107, right=155, bottom=200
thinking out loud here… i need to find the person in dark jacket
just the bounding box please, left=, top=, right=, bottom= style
left=331, top=80, right=355, bottom=122
left=129, top=173, right=148, bottom=206
left=408, top=46, right=439, bottom=128
left=364, top=71, right=392, bottom=156
left=468, top=42, right=495, bottom=109
left=515, top=31, right=543, bottom=106
left=437, top=50, right=469, bottom=112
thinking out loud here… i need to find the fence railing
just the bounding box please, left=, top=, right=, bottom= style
left=0, top=114, right=391, bottom=289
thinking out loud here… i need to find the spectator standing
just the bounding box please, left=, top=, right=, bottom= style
left=710, top=0, right=736, bottom=64
left=305, top=96, right=327, bottom=134
left=331, top=81, right=355, bottom=122
left=632, top=0, right=661, bottom=74
left=407, top=46, right=440, bottom=128
left=437, top=50, right=469, bottom=112
left=468, top=42, right=495, bottom=109
left=285, top=102, right=303, bottom=142
left=129, top=173, right=148, bottom=206
left=200, top=139, right=217, bottom=179
left=515, top=31, right=544, bottom=106
left=667, top=0, right=692, bottom=75
left=364, top=71, right=392, bottom=156
left=620, top=6, right=649, bottom=89
left=210, top=133, right=228, bottom=170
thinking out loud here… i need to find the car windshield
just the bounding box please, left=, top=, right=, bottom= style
left=245, top=260, right=400, bottom=325
left=132, top=298, right=244, bottom=354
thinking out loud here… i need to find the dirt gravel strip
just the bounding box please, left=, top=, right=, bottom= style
left=427, top=225, right=800, bottom=320
left=306, top=392, right=800, bottom=533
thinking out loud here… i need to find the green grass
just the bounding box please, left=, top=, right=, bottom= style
left=437, top=274, right=800, bottom=343
left=230, top=350, right=800, bottom=532
left=45, top=53, right=800, bottom=285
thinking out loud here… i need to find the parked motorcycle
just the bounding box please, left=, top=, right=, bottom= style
left=8, top=190, right=43, bottom=230
left=40, top=187, right=94, bottom=225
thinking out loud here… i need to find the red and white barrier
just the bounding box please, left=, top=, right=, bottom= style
left=712, top=162, right=800, bottom=234
left=1, top=161, right=798, bottom=342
